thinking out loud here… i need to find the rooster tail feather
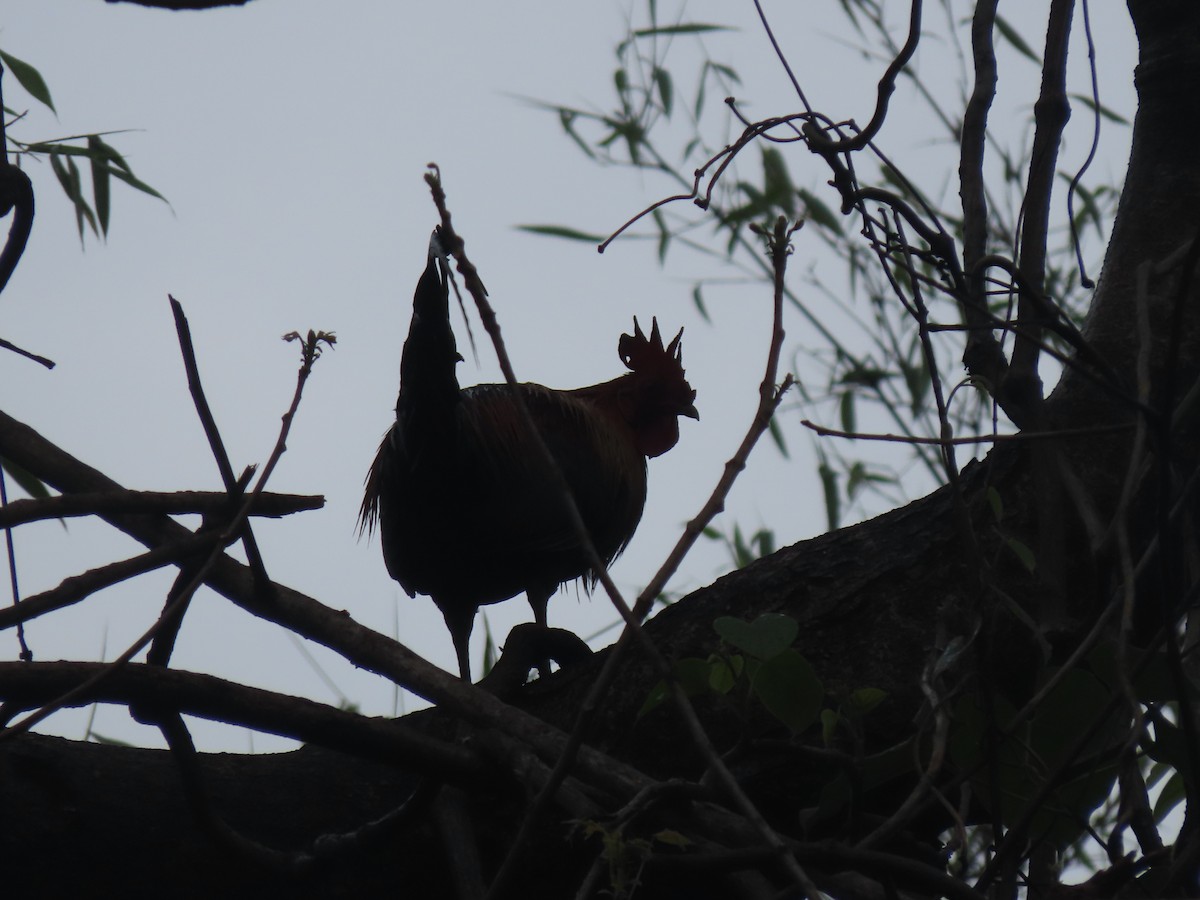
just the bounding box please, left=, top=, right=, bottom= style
left=360, top=230, right=462, bottom=538
left=400, top=229, right=460, bottom=406
left=396, top=228, right=463, bottom=442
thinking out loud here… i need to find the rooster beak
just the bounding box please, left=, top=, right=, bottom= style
left=681, top=403, right=700, bottom=421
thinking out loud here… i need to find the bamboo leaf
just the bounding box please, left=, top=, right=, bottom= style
left=517, top=224, right=608, bottom=243
left=1069, top=92, right=1130, bottom=126
left=88, top=135, right=111, bottom=236
left=631, top=23, right=731, bottom=39
left=994, top=16, right=1040, bottom=65
left=653, top=66, right=673, bottom=118
left=0, top=50, right=56, bottom=113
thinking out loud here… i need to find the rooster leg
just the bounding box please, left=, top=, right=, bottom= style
left=526, top=585, right=555, bottom=678
left=527, top=585, right=552, bottom=630
left=440, top=602, right=477, bottom=682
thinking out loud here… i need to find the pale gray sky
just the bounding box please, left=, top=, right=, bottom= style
left=1, top=1, right=1137, bottom=750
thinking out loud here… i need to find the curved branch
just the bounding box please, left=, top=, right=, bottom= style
left=959, top=0, right=1001, bottom=371
left=804, top=0, right=924, bottom=154
left=0, top=165, right=34, bottom=299
left=0, top=661, right=488, bottom=780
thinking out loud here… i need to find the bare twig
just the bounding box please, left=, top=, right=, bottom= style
left=0, top=336, right=54, bottom=369
left=146, top=466, right=254, bottom=668
left=0, top=531, right=220, bottom=629
left=170, top=296, right=272, bottom=590
left=0, top=466, right=31, bottom=661
left=0, top=488, right=323, bottom=528
left=803, top=0, right=925, bottom=154
left=800, top=419, right=1132, bottom=446
left=751, top=0, right=812, bottom=114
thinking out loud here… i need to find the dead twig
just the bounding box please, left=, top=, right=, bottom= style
left=0, top=488, right=323, bottom=528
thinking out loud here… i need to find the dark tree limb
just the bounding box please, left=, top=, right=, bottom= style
left=104, top=0, right=255, bottom=8
left=0, top=660, right=488, bottom=780
left=0, top=488, right=323, bottom=528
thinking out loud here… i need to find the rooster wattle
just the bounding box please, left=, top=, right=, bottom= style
left=360, top=231, right=697, bottom=680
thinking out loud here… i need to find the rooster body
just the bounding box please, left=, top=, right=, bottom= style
left=362, top=233, right=697, bottom=679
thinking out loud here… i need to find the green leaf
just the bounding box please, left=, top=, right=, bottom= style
left=839, top=365, right=892, bottom=388
left=1145, top=714, right=1195, bottom=784
left=714, top=613, right=798, bottom=661
left=956, top=672, right=1120, bottom=845
left=1005, top=536, right=1037, bottom=573
left=652, top=829, right=692, bottom=849
left=899, top=358, right=930, bottom=413
left=753, top=528, right=775, bottom=559
left=797, top=188, right=842, bottom=235
left=1, top=456, right=51, bottom=501
left=752, top=648, right=823, bottom=733
left=691, top=284, right=710, bottom=323
left=652, top=66, right=673, bottom=117
left=0, top=50, right=56, bottom=113
left=613, top=67, right=629, bottom=104
left=813, top=739, right=914, bottom=825
left=768, top=416, right=789, bottom=458
left=66, top=156, right=95, bottom=239
left=708, top=653, right=742, bottom=694
left=517, top=224, right=608, bottom=244
left=50, top=152, right=96, bottom=243
left=1064, top=174, right=1105, bottom=239
left=638, top=681, right=670, bottom=718
left=1153, top=771, right=1186, bottom=823
left=732, top=525, right=752, bottom=567
left=820, top=708, right=839, bottom=745
left=839, top=390, right=856, bottom=435
left=480, top=613, right=496, bottom=677
left=88, top=135, right=111, bottom=236
left=847, top=461, right=865, bottom=500
left=987, top=486, right=1004, bottom=522
left=994, top=15, right=1040, bottom=65
left=638, top=657, right=712, bottom=718
left=85, top=731, right=134, bottom=747
left=558, top=108, right=597, bottom=160
left=846, top=687, right=887, bottom=716
left=105, top=165, right=168, bottom=204
left=89, top=134, right=134, bottom=174
left=761, top=146, right=796, bottom=216
left=631, top=23, right=731, bottom=39
left=1069, top=92, right=1129, bottom=126
left=818, top=453, right=840, bottom=530
left=653, top=208, right=669, bottom=263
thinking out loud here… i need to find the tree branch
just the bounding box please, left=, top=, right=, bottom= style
left=0, top=489, right=323, bottom=528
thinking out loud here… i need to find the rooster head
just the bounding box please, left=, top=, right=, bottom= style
left=617, top=317, right=699, bottom=457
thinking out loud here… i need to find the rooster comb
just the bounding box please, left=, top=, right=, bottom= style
left=619, top=316, right=686, bottom=379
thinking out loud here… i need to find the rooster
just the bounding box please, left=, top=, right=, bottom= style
left=361, top=230, right=698, bottom=680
